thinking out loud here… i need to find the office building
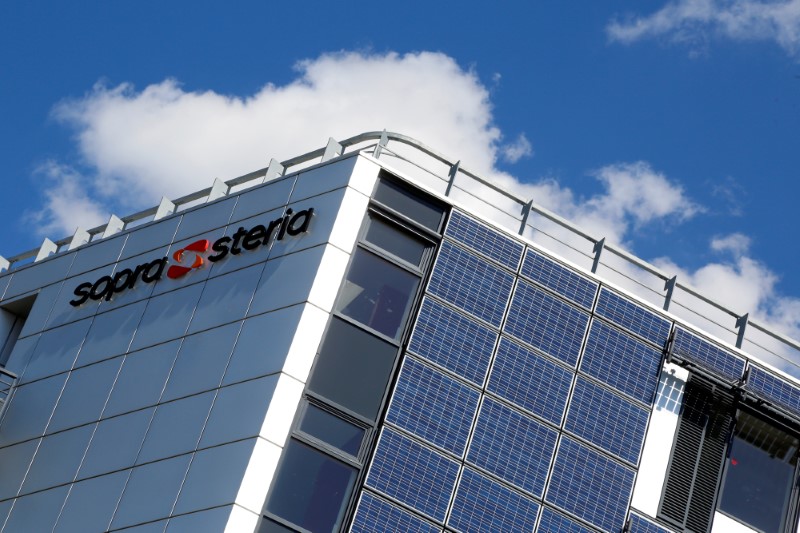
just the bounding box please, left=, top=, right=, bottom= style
left=0, top=132, right=798, bottom=532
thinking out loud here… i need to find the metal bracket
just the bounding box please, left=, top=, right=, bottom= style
left=264, top=158, right=285, bottom=183
left=735, top=313, right=749, bottom=349
left=102, top=215, right=125, bottom=238
left=445, top=160, right=461, bottom=197
left=154, top=197, right=176, bottom=220
left=373, top=130, right=389, bottom=159
left=34, top=238, right=57, bottom=262
left=591, top=238, right=605, bottom=274
left=663, top=275, right=677, bottom=312
left=322, top=137, right=343, bottom=162
left=519, top=200, right=533, bottom=236
left=68, top=227, right=90, bottom=251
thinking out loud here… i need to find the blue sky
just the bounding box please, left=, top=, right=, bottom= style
left=1, top=1, right=799, bottom=339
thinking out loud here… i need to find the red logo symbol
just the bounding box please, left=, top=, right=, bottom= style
left=167, top=240, right=210, bottom=279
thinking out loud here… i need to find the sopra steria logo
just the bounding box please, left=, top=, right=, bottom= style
left=69, top=208, right=314, bottom=307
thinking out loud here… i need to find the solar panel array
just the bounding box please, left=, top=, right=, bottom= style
left=521, top=249, right=598, bottom=310
left=628, top=512, right=675, bottom=533
left=537, top=507, right=595, bottom=533
left=365, top=428, right=459, bottom=522
left=386, top=358, right=480, bottom=456
left=427, top=241, right=514, bottom=326
left=564, top=377, right=649, bottom=465
left=580, top=320, right=662, bottom=404
left=408, top=298, right=497, bottom=386
left=358, top=213, right=680, bottom=532
left=448, top=467, right=540, bottom=533
left=505, top=280, right=590, bottom=367
left=546, top=436, right=636, bottom=532
left=466, top=397, right=558, bottom=496
left=351, top=492, right=440, bottom=533
left=672, top=327, right=746, bottom=382
left=595, top=288, right=671, bottom=346
left=445, top=210, right=524, bottom=270
left=487, top=337, right=573, bottom=425
left=747, top=365, right=800, bottom=418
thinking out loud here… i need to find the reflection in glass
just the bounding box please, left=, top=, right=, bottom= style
left=372, top=178, right=445, bottom=232
left=299, top=404, right=364, bottom=456
left=364, top=216, right=428, bottom=267
left=718, top=411, right=799, bottom=533
left=335, top=249, right=418, bottom=340
left=266, top=440, right=356, bottom=532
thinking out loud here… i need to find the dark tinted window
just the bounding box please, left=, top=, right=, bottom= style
left=299, top=404, right=364, bottom=457
left=373, top=178, right=445, bottom=232
left=718, top=411, right=799, bottom=533
left=308, top=318, right=397, bottom=420
left=364, top=216, right=428, bottom=268
left=266, top=440, right=356, bottom=532
left=335, top=249, right=419, bottom=340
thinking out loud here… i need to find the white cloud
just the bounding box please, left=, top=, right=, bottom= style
left=31, top=49, right=798, bottom=354
left=710, top=232, right=751, bottom=254
left=607, top=0, right=800, bottom=57
left=500, top=133, right=533, bottom=163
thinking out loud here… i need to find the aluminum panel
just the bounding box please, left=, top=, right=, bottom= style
left=47, top=356, right=123, bottom=432
left=128, top=282, right=204, bottom=352
left=103, top=341, right=180, bottom=417
left=199, top=375, right=278, bottom=447
left=78, top=408, right=154, bottom=479
left=136, top=392, right=214, bottom=464
left=54, top=470, right=130, bottom=533
left=74, top=300, right=147, bottom=367
left=187, top=264, right=262, bottom=334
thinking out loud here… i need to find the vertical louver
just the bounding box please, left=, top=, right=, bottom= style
left=659, top=378, right=733, bottom=533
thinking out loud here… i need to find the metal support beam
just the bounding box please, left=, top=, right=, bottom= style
left=154, top=197, right=176, bottom=220
left=68, top=227, right=90, bottom=251
left=0, top=256, right=9, bottom=273
left=263, top=158, right=285, bottom=183
left=207, top=178, right=228, bottom=203
left=663, top=275, right=677, bottom=312
left=373, top=130, right=389, bottom=159
left=35, top=238, right=57, bottom=262
left=735, top=313, right=749, bottom=349
left=321, top=137, right=343, bottom=162
left=445, top=160, right=461, bottom=197
left=519, top=200, right=533, bottom=236
left=102, top=215, right=125, bottom=239
left=591, top=238, right=605, bottom=274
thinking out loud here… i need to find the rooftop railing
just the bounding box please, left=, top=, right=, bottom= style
left=2, top=131, right=798, bottom=379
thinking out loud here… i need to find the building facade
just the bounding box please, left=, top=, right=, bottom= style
left=0, top=133, right=798, bottom=533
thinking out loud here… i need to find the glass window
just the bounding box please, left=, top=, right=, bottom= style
left=298, top=404, right=364, bottom=457
left=266, top=440, right=356, bottom=533
left=308, top=318, right=398, bottom=421
left=335, top=249, right=419, bottom=340
left=364, top=215, right=429, bottom=268
left=718, top=411, right=799, bottom=533
left=373, top=177, right=445, bottom=232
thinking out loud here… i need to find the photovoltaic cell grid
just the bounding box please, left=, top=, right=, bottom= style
left=595, top=288, right=671, bottom=346
left=445, top=210, right=524, bottom=271
left=366, top=428, right=459, bottom=522
left=504, top=280, right=589, bottom=367
left=580, top=320, right=662, bottom=404
left=427, top=241, right=515, bottom=327
left=537, top=507, right=595, bottom=533
left=448, top=467, right=540, bottom=533
left=386, top=358, right=480, bottom=456
left=351, top=492, right=440, bottom=533
left=466, top=397, right=558, bottom=497
left=564, top=377, right=649, bottom=465
left=521, top=249, right=597, bottom=310
left=408, top=298, right=497, bottom=386
left=487, top=337, right=573, bottom=425
left=546, top=436, right=635, bottom=532
left=672, top=327, right=746, bottom=382
left=628, top=512, right=676, bottom=533
left=747, top=366, right=800, bottom=418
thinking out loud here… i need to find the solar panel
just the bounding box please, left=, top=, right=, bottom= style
left=536, top=507, right=594, bottom=533
left=545, top=436, right=635, bottom=532
left=448, top=467, right=540, bottom=533
left=445, top=210, right=524, bottom=271
left=408, top=297, right=498, bottom=386
left=595, top=288, right=671, bottom=346
left=747, top=366, right=800, bottom=419
left=386, top=358, right=480, bottom=456
left=521, top=249, right=597, bottom=310
left=628, top=512, right=675, bottom=533
left=564, top=377, right=649, bottom=465
left=672, top=327, right=746, bottom=382
left=504, top=280, right=590, bottom=367
left=427, top=241, right=515, bottom=326
left=366, top=428, right=459, bottom=522
left=466, top=397, right=558, bottom=497
left=580, top=320, right=662, bottom=404
left=351, top=492, right=441, bottom=533
left=487, top=337, right=573, bottom=425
